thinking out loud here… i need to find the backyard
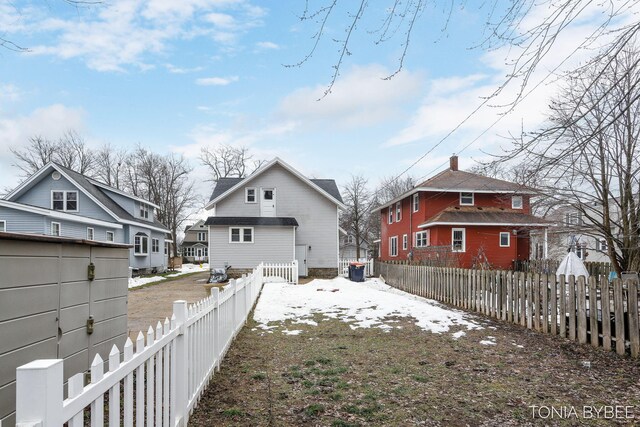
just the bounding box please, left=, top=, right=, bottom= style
left=186, top=277, right=640, bottom=426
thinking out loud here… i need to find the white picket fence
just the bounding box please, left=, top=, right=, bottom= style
left=15, top=263, right=269, bottom=427
left=262, top=260, right=298, bottom=284
left=339, top=258, right=374, bottom=278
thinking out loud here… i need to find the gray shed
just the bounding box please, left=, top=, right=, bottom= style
left=0, top=232, right=130, bottom=426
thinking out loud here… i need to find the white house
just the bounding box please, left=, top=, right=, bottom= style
left=204, top=158, right=345, bottom=277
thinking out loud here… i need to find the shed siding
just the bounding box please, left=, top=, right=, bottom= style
left=215, top=164, right=338, bottom=268
left=209, top=225, right=294, bottom=269
left=13, top=174, right=115, bottom=222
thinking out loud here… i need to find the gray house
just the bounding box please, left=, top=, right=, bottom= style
left=339, top=232, right=370, bottom=260
left=181, top=219, right=209, bottom=263
left=1, top=162, right=171, bottom=273
left=204, top=158, right=345, bottom=278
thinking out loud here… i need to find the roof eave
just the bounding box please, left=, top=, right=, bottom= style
left=418, top=221, right=554, bottom=229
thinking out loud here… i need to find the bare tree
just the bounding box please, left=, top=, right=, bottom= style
left=94, top=144, right=129, bottom=189
left=500, top=46, right=640, bottom=274
left=10, top=130, right=95, bottom=177
left=341, top=175, right=376, bottom=259
left=292, top=1, right=640, bottom=100
left=199, top=145, right=266, bottom=182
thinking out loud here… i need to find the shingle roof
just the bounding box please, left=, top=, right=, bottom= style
left=417, top=169, right=534, bottom=193
left=208, top=178, right=243, bottom=202
left=205, top=216, right=299, bottom=227
left=418, top=207, right=551, bottom=228
left=54, top=163, right=169, bottom=232
left=310, top=179, right=343, bottom=203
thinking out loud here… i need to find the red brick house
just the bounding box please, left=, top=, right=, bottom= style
left=374, top=156, right=550, bottom=269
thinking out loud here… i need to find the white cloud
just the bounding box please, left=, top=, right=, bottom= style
left=165, top=63, right=204, bottom=74
left=17, top=0, right=266, bottom=71
left=195, top=76, right=239, bottom=86
left=0, top=104, right=86, bottom=191
left=256, top=41, right=279, bottom=50
left=277, top=64, right=424, bottom=129
left=0, top=84, right=22, bottom=102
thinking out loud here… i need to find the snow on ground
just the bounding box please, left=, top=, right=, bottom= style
left=253, top=277, right=482, bottom=337
left=128, top=263, right=209, bottom=289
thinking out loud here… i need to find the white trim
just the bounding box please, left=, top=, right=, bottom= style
left=152, top=238, right=160, bottom=253
left=229, top=226, right=254, bottom=243
left=0, top=200, right=123, bottom=229
left=395, top=201, right=402, bottom=222
left=413, top=193, right=419, bottom=212
left=499, top=232, right=510, bottom=247
left=86, top=227, right=94, bottom=241
left=389, top=236, right=398, bottom=257
left=459, top=192, right=474, bottom=206
left=0, top=220, right=5, bottom=232
left=388, top=207, right=393, bottom=224
left=134, top=234, right=149, bottom=256
left=402, top=234, right=408, bottom=250
left=415, top=230, right=429, bottom=247
left=50, top=190, right=79, bottom=212
left=452, top=228, right=466, bottom=252
left=204, top=157, right=347, bottom=210
left=419, top=221, right=550, bottom=228
left=245, top=187, right=257, bottom=204
left=119, top=219, right=169, bottom=233
left=87, top=178, right=160, bottom=209
left=106, top=231, right=115, bottom=242
left=511, top=195, right=523, bottom=209
left=51, top=221, right=61, bottom=237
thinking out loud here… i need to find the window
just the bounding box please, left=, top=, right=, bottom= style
left=395, top=202, right=402, bottom=222
left=140, top=203, right=150, bottom=219
left=388, top=207, right=393, bottom=224
left=565, top=212, right=582, bottom=226
left=51, top=222, right=61, bottom=237
left=598, top=239, right=608, bottom=252
left=87, top=227, right=94, bottom=241
left=0, top=220, right=5, bottom=232
left=197, top=231, right=206, bottom=241
left=346, top=235, right=354, bottom=244
left=460, top=192, right=474, bottom=206
left=134, top=234, right=149, bottom=255
left=152, top=238, right=160, bottom=253
left=165, top=242, right=169, bottom=255
left=413, top=193, right=419, bottom=212
left=389, top=236, right=398, bottom=257
left=499, top=232, right=510, bottom=247
left=512, top=195, right=523, bottom=209
left=245, top=187, right=257, bottom=203
left=52, top=191, right=78, bottom=211
left=229, top=227, right=253, bottom=243
left=452, top=228, right=466, bottom=252
left=575, top=242, right=586, bottom=260
left=415, top=231, right=430, bottom=248
left=403, top=234, right=408, bottom=250
left=106, top=231, right=115, bottom=242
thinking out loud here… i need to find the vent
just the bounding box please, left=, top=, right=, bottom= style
left=52, top=171, right=61, bottom=181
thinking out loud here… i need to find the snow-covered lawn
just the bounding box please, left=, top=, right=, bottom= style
left=128, top=263, right=209, bottom=289
left=253, top=276, right=482, bottom=338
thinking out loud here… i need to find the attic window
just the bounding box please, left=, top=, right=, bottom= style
left=460, top=192, right=474, bottom=206
left=512, top=195, right=523, bottom=209
left=52, top=191, right=78, bottom=212
left=139, top=203, right=150, bottom=219
left=245, top=187, right=257, bottom=203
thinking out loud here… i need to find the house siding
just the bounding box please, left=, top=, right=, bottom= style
left=209, top=225, right=294, bottom=269
left=0, top=207, right=46, bottom=234
left=214, top=164, right=338, bottom=269
left=128, top=224, right=167, bottom=271
left=13, top=174, right=115, bottom=223
left=102, top=188, right=156, bottom=223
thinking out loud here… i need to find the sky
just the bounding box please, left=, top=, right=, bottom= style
left=0, top=0, right=634, bottom=210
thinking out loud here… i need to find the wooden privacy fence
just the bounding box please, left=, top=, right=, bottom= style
left=513, top=258, right=612, bottom=277
left=377, top=262, right=640, bottom=358
left=339, top=259, right=374, bottom=277
left=15, top=263, right=266, bottom=427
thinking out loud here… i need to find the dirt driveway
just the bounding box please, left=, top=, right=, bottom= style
left=127, top=272, right=210, bottom=338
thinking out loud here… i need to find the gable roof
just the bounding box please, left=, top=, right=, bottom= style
left=372, top=167, right=536, bottom=212
left=205, top=157, right=345, bottom=209
left=5, top=162, right=169, bottom=233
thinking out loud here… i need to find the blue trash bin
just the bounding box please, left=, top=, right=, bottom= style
left=348, top=262, right=365, bottom=282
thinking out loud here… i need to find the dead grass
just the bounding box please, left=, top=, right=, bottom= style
left=189, top=312, right=640, bottom=426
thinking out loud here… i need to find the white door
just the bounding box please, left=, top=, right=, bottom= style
left=295, top=244, right=308, bottom=277
left=196, top=248, right=203, bottom=261
left=261, top=188, right=276, bottom=217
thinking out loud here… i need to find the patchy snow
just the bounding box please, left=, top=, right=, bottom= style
left=480, top=336, right=497, bottom=345
left=253, top=277, right=481, bottom=336
left=128, top=263, right=210, bottom=289
left=452, top=330, right=466, bottom=340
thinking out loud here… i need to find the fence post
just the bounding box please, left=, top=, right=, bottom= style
left=210, top=287, right=221, bottom=369
left=230, top=279, right=238, bottom=332
left=16, top=359, right=64, bottom=427
left=173, top=300, right=189, bottom=427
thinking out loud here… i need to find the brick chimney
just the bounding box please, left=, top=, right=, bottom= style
left=450, top=155, right=459, bottom=171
